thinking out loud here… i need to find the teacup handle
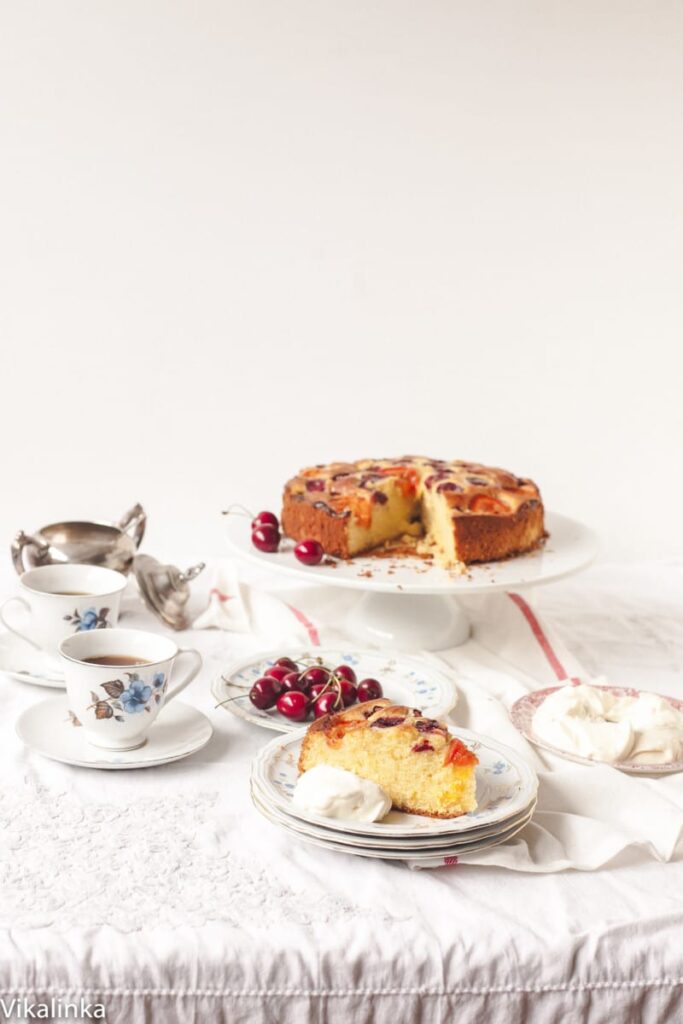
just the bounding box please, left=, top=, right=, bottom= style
left=117, top=504, right=147, bottom=550
left=0, top=596, right=41, bottom=649
left=165, top=647, right=203, bottom=704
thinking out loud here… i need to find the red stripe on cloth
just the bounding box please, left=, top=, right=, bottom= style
left=507, top=592, right=568, bottom=681
left=286, top=604, right=321, bottom=646
left=443, top=856, right=459, bottom=866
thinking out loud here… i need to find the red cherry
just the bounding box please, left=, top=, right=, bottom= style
left=264, top=664, right=291, bottom=683
left=339, top=679, right=357, bottom=706
left=294, top=539, right=324, bottom=566
left=302, top=666, right=329, bottom=687
left=275, top=656, right=299, bottom=672
left=252, top=510, right=279, bottom=530
left=281, top=671, right=307, bottom=692
left=357, top=678, right=383, bottom=701
left=276, top=690, right=309, bottom=722
left=307, top=681, right=329, bottom=701
left=333, top=664, right=357, bottom=685
left=252, top=524, right=280, bottom=553
left=313, top=692, right=339, bottom=718
left=249, top=676, right=282, bottom=710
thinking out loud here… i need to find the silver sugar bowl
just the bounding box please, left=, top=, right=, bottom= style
left=11, top=504, right=147, bottom=576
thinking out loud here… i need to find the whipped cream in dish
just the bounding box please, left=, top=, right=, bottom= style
left=533, top=680, right=683, bottom=765
left=293, top=765, right=391, bottom=822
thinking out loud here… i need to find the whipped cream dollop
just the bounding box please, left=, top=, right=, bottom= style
left=533, top=680, right=683, bottom=765
left=293, top=766, right=391, bottom=822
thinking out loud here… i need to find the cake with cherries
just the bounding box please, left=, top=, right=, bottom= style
left=282, top=456, right=544, bottom=568
left=298, top=699, right=478, bottom=818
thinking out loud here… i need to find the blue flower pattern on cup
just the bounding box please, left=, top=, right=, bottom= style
left=121, top=679, right=153, bottom=714
left=63, top=606, right=111, bottom=632
left=75, top=671, right=168, bottom=725
left=78, top=608, right=99, bottom=631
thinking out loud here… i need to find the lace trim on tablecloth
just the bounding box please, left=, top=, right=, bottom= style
left=0, top=784, right=381, bottom=932
left=2, top=980, right=683, bottom=998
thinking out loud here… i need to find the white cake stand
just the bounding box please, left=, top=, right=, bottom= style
left=224, top=512, right=598, bottom=651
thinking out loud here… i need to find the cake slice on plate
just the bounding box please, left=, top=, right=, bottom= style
left=298, top=698, right=478, bottom=818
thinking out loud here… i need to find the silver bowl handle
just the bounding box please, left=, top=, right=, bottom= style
left=117, top=504, right=147, bottom=549
left=178, top=562, right=206, bottom=584
left=10, top=530, right=50, bottom=576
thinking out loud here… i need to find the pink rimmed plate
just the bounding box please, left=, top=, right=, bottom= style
left=511, top=684, right=683, bottom=775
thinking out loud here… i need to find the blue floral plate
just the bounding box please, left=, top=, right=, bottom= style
left=211, top=646, right=458, bottom=734
left=251, top=727, right=538, bottom=838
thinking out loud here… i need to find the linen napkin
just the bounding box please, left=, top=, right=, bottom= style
left=192, top=560, right=251, bottom=632
left=188, top=558, right=321, bottom=672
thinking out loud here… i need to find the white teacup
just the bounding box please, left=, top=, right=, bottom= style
left=59, top=627, right=202, bottom=751
left=0, top=564, right=127, bottom=654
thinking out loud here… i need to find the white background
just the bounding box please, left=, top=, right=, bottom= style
left=1, top=1, right=681, bottom=564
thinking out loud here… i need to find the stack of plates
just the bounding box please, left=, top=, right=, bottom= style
left=250, top=729, right=538, bottom=863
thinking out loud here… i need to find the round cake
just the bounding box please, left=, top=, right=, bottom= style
left=281, top=456, right=545, bottom=568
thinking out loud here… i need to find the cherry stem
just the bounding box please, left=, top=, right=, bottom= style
left=314, top=668, right=344, bottom=708
left=285, top=657, right=348, bottom=709
left=215, top=692, right=249, bottom=709
left=221, top=503, right=255, bottom=519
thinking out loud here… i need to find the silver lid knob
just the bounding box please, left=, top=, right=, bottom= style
left=133, top=554, right=206, bottom=630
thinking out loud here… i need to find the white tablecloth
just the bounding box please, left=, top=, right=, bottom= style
left=1, top=559, right=682, bottom=1023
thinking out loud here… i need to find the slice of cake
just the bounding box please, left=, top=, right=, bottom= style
left=298, top=698, right=478, bottom=818
left=281, top=456, right=545, bottom=568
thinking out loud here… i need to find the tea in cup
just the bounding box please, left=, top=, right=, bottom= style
left=0, top=564, right=127, bottom=654
left=59, top=627, right=202, bottom=750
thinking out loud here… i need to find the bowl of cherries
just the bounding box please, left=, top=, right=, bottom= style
left=214, top=651, right=384, bottom=733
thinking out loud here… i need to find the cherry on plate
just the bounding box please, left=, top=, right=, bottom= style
left=252, top=524, right=280, bottom=553
left=307, top=681, right=329, bottom=701
left=357, top=678, right=383, bottom=702
left=264, top=664, right=291, bottom=683
left=333, top=664, right=357, bottom=685
left=275, top=656, right=299, bottom=672
left=281, top=671, right=307, bottom=692
left=252, top=510, right=279, bottom=530
left=339, top=679, right=357, bottom=706
left=313, top=692, right=339, bottom=718
left=249, top=676, right=283, bottom=710
left=276, top=690, right=309, bottom=722
left=294, top=539, right=324, bottom=566
left=302, top=666, right=329, bottom=688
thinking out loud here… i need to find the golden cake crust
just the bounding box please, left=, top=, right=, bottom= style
left=282, top=456, right=545, bottom=566
left=282, top=493, right=355, bottom=559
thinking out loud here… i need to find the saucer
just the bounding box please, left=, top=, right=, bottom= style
left=0, top=632, right=64, bottom=688
left=17, top=696, right=213, bottom=769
